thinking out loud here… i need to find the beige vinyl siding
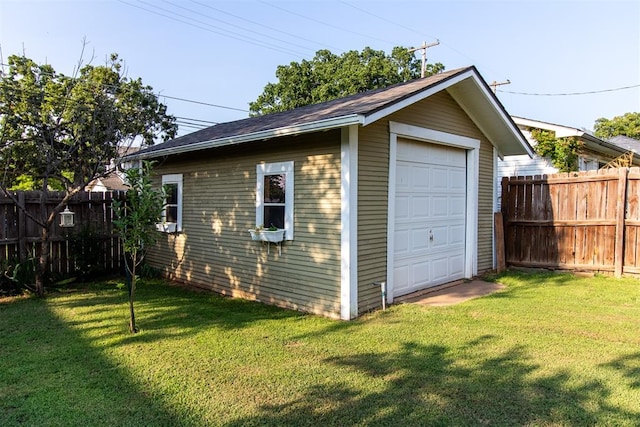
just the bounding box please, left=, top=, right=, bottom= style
left=357, top=90, right=496, bottom=313
left=357, top=119, right=391, bottom=313
left=148, top=132, right=343, bottom=318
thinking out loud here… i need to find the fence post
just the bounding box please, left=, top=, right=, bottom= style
left=614, top=167, right=628, bottom=278
left=494, top=212, right=506, bottom=272
left=18, top=191, right=26, bottom=263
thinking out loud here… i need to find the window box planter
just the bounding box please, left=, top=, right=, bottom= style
left=156, top=222, right=177, bottom=233
left=248, top=228, right=285, bottom=243
left=249, top=228, right=285, bottom=255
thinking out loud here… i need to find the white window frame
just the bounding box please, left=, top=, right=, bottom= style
left=160, top=174, right=183, bottom=233
left=256, top=161, right=294, bottom=240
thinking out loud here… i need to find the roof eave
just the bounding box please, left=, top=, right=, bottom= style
left=445, top=69, right=534, bottom=159
left=131, top=114, right=365, bottom=160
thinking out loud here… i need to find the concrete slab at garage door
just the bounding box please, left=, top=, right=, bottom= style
left=393, top=138, right=467, bottom=297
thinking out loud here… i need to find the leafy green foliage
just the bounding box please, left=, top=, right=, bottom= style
left=0, top=253, right=36, bottom=296
left=594, top=112, right=640, bottom=140
left=531, top=128, right=583, bottom=172
left=249, top=47, right=444, bottom=115
left=112, top=161, right=165, bottom=333
left=0, top=54, right=176, bottom=191
left=0, top=53, right=177, bottom=295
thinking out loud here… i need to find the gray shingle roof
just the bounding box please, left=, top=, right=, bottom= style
left=608, top=135, right=640, bottom=153
left=135, top=67, right=473, bottom=158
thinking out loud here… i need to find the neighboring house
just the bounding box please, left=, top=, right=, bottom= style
left=497, top=117, right=639, bottom=208
left=85, top=146, right=139, bottom=192
left=85, top=172, right=128, bottom=192
left=130, top=66, right=532, bottom=320
left=498, top=116, right=637, bottom=178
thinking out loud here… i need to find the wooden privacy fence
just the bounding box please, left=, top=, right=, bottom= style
left=501, top=167, right=640, bottom=277
left=0, top=191, right=126, bottom=278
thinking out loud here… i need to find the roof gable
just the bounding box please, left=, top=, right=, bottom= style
left=134, top=66, right=531, bottom=159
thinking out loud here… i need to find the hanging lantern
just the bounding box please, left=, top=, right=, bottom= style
left=59, top=206, right=75, bottom=228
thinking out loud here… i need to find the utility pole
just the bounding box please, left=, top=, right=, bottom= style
left=408, top=40, right=440, bottom=78
left=489, top=79, right=511, bottom=94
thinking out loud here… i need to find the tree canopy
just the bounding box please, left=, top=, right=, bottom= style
left=249, top=47, right=445, bottom=116
left=594, top=112, right=640, bottom=140
left=0, top=53, right=176, bottom=192
left=0, top=53, right=177, bottom=295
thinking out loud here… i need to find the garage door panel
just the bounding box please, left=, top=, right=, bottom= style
left=396, top=165, right=411, bottom=190
left=395, top=195, right=409, bottom=219
left=411, top=196, right=430, bottom=218
left=431, top=257, right=449, bottom=282
left=393, top=139, right=467, bottom=298
left=449, top=254, right=465, bottom=276
left=450, top=169, right=466, bottom=189
left=431, top=196, right=449, bottom=217
left=410, top=165, right=431, bottom=189
left=431, top=168, right=451, bottom=189
left=394, top=228, right=410, bottom=254
left=394, top=264, right=409, bottom=290
left=450, top=225, right=466, bottom=245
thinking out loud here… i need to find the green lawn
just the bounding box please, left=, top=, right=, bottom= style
left=1, top=271, right=639, bottom=426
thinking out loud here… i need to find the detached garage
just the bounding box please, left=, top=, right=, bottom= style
left=131, top=66, right=532, bottom=319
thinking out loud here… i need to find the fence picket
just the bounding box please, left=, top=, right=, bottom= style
left=502, top=167, right=637, bottom=276
left=0, top=191, right=126, bottom=279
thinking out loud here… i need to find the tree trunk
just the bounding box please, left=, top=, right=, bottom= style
left=35, top=226, right=50, bottom=297
left=128, top=253, right=138, bottom=333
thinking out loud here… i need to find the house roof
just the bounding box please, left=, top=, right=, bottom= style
left=86, top=172, right=129, bottom=192
left=608, top=135, right=640, bottom=154
left=512, top=116, right=635, bottom=160
left=132, top=66, right=532, bottom=160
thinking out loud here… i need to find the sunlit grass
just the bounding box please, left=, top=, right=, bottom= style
left=1, top=271, right=640, bottom=426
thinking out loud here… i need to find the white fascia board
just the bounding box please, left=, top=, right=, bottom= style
left=362, top=70, right=477, bottom=126
left=134, top=114, right=364, bottom=160
left=512, top=116, right=583, bottom=138
left=449, top=75, right=534, bottom=158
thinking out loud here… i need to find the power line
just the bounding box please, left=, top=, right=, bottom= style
left=258, top=0, right=397, bottom=46
left=498, top=84, right=640, bottom=96
left=337, top=0, right=509, bottom=81
left=162, top=0, right=313, bottom=54
left=159, top=94, right=249, bottom=112
left=118, top=0, right=310, bottom=58
left=0, top=62, right=250, bottom=113
left=174, top=116, right=219, bottom=125
left=189, top=0, right=344, bottom=53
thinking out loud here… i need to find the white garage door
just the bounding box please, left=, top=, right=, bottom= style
left=393, top=138, right=467, bottom=297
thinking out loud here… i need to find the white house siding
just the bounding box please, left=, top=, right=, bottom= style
left=147, top=132, right=344, bottom=318
left=357, top=90, right=497, bottom=313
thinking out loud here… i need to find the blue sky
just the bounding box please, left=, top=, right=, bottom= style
left=1, top=0, right=639, bottom=137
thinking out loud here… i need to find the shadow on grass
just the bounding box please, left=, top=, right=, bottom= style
left=225, top=338, right=640, bottom=426
left=0, top=280, right=309, bottom=425
left=53, top=279, right=305, bottom=345
left=602, top=352, right=640, bottom=388
left=0, top=296, right=184, bottom=426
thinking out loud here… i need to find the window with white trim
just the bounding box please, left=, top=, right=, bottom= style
left=160, top=174, right=183, bottom=233
left=256, top=161, right=294, bottom=240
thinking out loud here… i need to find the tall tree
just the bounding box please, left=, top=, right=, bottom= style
left=112, top=161, right=165, bottom=333
left=0, top=53, right=177, bottom=296
left=249, top=47, right=445, bottom=115
left=594, top=112, right=640, bottom=140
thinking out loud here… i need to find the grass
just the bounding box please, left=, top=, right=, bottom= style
left=1, top=271, right=640, bottom=426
